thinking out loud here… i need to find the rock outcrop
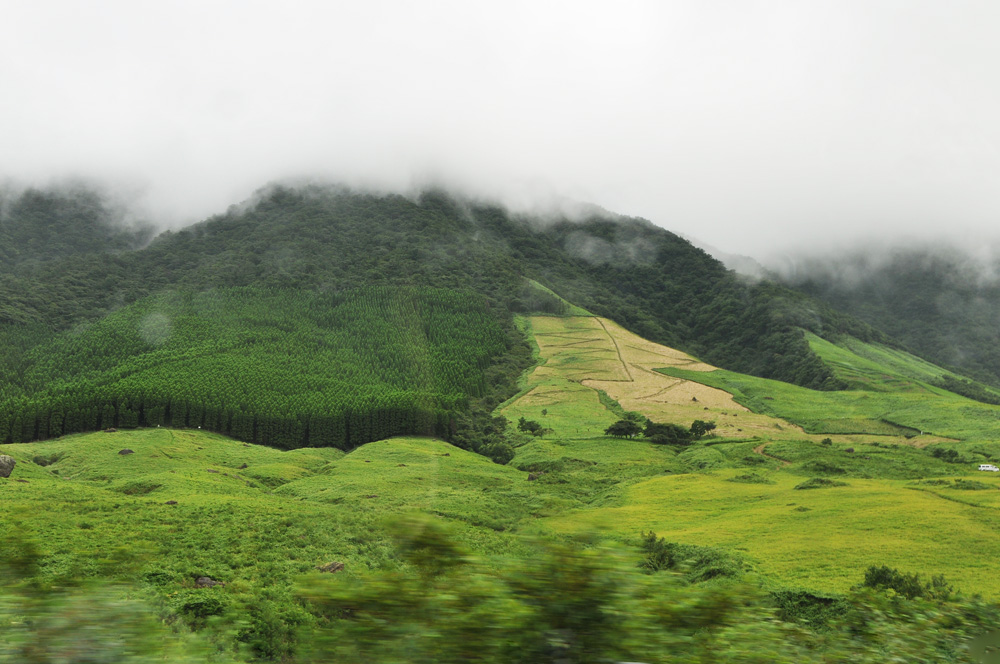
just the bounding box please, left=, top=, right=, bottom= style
left=196, top=576, right=224, bottom=588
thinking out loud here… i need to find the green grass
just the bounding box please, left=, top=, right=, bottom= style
left=274, top=437, right=547, bottom=537
left=0, top=429, right=550, bottom=566
left=500, top=317, right=621, bottom=437
left=0, top=429, right=551, bottom=658
left=541, top=466, right=1000, bottom=595
left=805, top=333, right=950, bottom=391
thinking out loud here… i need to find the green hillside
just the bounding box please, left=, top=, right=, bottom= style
left=5, top=317, right=1000, bottom=661
left=498, top=316, right=1000, bottom=596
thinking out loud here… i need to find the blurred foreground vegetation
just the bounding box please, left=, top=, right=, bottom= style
left=3, top=517, right=999, bottom=663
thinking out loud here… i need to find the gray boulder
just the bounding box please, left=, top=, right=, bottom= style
left=0, top=455, right=15, bottom=478
left=196, top=576, right=224, bottom=588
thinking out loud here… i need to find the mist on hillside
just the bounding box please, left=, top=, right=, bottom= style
left=771, top=239, right=1000, bottom=288
left=4, top=2, right=1000, bottom=256
left=0, top=180, right=156, bottom=269
left=769, top=240, right=1000, bottom=386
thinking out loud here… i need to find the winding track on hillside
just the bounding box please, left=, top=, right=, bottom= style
left=752, top=442, right=790, bottom=466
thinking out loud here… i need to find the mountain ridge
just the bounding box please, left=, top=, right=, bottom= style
left=3, top=181, right=989, bottom=453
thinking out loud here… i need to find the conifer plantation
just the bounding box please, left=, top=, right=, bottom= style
left=0, top=287, right=514, bottom=450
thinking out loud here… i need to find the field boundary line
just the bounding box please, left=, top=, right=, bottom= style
left=905, top=486, right=1000, bottom=511
left=596, top=318, right=633, bottom=382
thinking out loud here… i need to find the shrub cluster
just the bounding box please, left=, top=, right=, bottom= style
left=604, top=417, right=717, bottom=445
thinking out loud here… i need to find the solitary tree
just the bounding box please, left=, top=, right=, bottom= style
left=689, top=420, right=717, bottom=439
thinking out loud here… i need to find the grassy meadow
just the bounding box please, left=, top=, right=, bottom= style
left=542, top=466, right=1000, bottom=595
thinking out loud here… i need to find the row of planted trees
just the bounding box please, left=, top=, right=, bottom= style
left=0, top=389, right=461, bottom=451
left=0, top=286, right=510, bottom=451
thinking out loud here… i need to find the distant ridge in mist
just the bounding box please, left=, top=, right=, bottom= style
left=779, top=243, right=1000, bottom=386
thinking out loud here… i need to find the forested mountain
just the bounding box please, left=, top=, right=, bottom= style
left=0, top=182, right=899, bottom=450
left=781, top=246, right=1000, bottom=388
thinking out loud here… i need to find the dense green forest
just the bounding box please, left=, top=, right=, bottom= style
left=0, top=287, right=523, bottom=452
left=783, top=246, right=1000, bottom=387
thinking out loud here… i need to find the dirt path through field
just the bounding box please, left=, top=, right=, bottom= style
left=752, top=442, right=791, bottom=466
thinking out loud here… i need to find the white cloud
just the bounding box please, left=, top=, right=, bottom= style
left=3, top=1, right=1000, bottom=257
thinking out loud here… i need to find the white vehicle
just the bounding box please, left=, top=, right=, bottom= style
left=978, top=464, right=999, bottom=472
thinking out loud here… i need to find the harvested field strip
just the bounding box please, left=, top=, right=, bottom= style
left=507, top=316, right=807, bottom=441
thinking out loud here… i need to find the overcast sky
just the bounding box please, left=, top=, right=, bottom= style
left=3, top=1, right=1000, bottom=258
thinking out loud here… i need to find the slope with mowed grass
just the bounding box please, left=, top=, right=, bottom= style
left=660, top=331, right=1000, bottom=443
left=805, top=332, right=952, bottom=390
left=504, top=315, right=770, bottom=438
left=502, top=313, right=1000, bottom=598
left=501, top=316, right=621, bottom=438
left=505, top=316, right=928, bottom=446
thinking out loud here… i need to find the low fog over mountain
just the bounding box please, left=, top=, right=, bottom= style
left=4, top=1, right=1000, bottom=257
